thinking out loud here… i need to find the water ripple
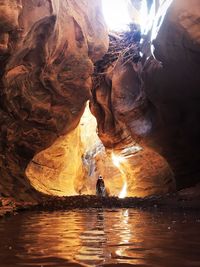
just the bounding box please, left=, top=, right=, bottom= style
left=0, top=209, right=200, bottom=266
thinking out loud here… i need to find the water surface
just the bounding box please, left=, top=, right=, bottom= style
left=0, top=209, right=200, bottom=266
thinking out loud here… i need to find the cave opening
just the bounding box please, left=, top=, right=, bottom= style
left=25, top=101, right=144, bottom=199
left=25, top=93, right=175, bottom=199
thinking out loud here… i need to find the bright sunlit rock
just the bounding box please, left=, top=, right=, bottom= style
left=111, top=152, right=127, bottom=198
left=112, top=153, right=126, bottom=168
left=80, top=102, right=101, bottom=152
left=119, top=181, right=127, bottom=198
left=102, top=0, right=132, bottom=31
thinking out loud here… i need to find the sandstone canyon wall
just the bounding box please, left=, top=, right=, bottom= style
left=0, top=0, right=200, bottom=201
left=92, top=0, right=200, bottom=190
left=0, top=0, right=108, bottom=200
left=143, top=0, right=200, bottom=188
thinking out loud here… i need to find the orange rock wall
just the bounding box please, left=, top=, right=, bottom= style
left=91, top=0, right=200, bottom=190
left=0, top=0, right=108, bottom=200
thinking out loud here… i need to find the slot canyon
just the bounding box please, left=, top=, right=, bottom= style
left=0, top=0, right=199, bottom=201
left=0, top=0, right=200, bottom=266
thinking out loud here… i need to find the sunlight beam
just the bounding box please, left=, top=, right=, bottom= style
left=102, top=0, right=132, bottom=31
left=111, top=152, right=127, bottom=198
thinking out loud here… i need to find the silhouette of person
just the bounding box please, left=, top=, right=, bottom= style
left=96, top=175, right=107, bottom=197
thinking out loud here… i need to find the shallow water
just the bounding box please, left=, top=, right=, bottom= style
left=0, top=209, right=200, bottom=267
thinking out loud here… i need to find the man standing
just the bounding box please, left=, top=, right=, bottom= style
left=96, top=175, right=107, bottom=197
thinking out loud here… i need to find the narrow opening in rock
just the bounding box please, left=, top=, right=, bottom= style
left=25, top=102, right=143, bottom=198
left=25, top=103, right=99, bottom=197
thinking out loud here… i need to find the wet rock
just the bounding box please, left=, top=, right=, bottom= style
left=34, top=192, right=200, bottom=212
left=1, top=186, right=200, bottom=218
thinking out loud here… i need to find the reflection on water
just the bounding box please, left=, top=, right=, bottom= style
left=0, top=209, right=200, bottom=266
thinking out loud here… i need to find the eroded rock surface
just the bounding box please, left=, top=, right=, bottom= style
left=92, top=0, right=200, bottom=190
left=26, top=127, right=87, bottom=196
left=142, top=0, right=200, bottom=188
left=1, top=0, right=199, bottom=201
left=0, top=0, right=108, bottom=200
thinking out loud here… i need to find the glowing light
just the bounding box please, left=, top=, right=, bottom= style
left=140, top=0, right=173, bottom=34
left=102, top=0, right=132, bottom=31
left=151, top=0, right=173, bottom=41
left=111, top=146, right=142, bottom=198
left=111, top=152, right=127, bottom=198
left=111, top=152, right=126, bottom=168
left=119, top=181, right=127, bottom=199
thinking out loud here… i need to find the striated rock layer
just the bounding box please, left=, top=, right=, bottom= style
left=0, top=0, right=108, bottom=200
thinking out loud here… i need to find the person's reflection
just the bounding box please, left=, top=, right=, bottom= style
left=75, top=209, right=108, bottom=265
left=96, top=209, right=105, bottom=229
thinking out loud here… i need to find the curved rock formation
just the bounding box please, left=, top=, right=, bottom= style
left=91, top=57, right=175, bottom=196
left=142, top=0, right=200, bottom=188
left=91, top=0, right=200, bottom=190
left=0, top=0, right=199, bottom=201
left=0, top=0, right=108, bottom=200
left=26, top=127, right=86, bottom=196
